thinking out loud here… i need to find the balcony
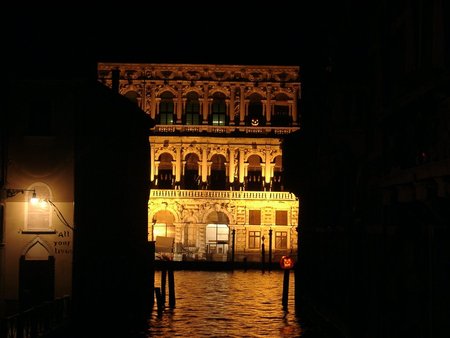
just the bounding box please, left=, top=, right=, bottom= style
left=150, top=189, right=298, bottom=201
left=152, top=124, right=299, bottom=136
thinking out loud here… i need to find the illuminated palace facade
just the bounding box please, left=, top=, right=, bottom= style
left=98, top=63, right=300, bottom=262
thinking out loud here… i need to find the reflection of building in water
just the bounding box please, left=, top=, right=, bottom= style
left=98, top=63, right=301, bottom=262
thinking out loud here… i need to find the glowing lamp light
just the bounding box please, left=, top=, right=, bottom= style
left=280, top=255, right=295, bottom=270
left=30, top=191, right=39, bottom=204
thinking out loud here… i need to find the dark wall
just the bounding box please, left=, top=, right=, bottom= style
left=284, top=1, right=450, bottom=337
left=73, top=81, right=153, bottom=331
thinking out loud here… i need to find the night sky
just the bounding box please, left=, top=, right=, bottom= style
left=4, top=4, right=354, bottom=79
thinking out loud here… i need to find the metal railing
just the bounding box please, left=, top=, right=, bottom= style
left=153, top=124, right=299, bottom=135
left=150, top=189, right=298, bottom=201
left=0, top=295, right=71, bottom=338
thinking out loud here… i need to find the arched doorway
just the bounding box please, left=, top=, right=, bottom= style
left=157, top=153, right=174, bottom=189
left=205, top=211, right=229, bottom=261
left=184, top=153, right=200, bottom=190
left=247, top=154, right=263, bottom=191
left=152, top=210, right=176, bottom=258
left=210, top=154, right=226, bottom=190
left=19, top=240, right=55, bottom=310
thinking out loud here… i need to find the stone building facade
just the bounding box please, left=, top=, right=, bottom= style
left=98, top=63, right=301, bottom=262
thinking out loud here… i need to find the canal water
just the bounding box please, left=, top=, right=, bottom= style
left=146, top=270, right=316, bottom=337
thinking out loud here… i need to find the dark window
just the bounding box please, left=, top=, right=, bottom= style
left=159, top=92, right=174, bottom=125
left=272, top=94, right=291, bottom=126
left=249, top=210, right=261, bottom=225
left=246, top=155, right=263, bottom=191
left=184, top=153, right=200, bottom=190
left=272, top=105, right=290, bottom=126
left=275, top=210, right=288, bottom=225
left=247, top=94, right=265, bottom=126
left=158, top=153, right=173, bottom=189
left=185, top=92, right=200, bottom=125
left=210, top=155, right=226, bottom=190
left=159, top=112, right=174, bottom=125
left=211, top=93, right=227, bottom=126
left=186, top=113, right=200, bottom=125
left=272, top=156, right=283, bottom=191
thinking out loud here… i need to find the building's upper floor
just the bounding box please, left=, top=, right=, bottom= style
left=97, top=63, right=301, bottom=131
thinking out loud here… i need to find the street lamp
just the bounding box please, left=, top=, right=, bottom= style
left=2, top=187, right=74, bottom=232
left=3, top=188, right=38, bottom=203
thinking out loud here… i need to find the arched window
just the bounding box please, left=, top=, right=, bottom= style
left=185, top=92, right=200, bottom=125
left=272, top=93, right=291, bottom=126
left=159, top=92, right=174, bottom=125
left=124, top=90, right=139, bottom=106
left=151, top=210, right=176, bottom=252
left=210, top=154, right=226, bottom=190
left=247, top=93, right=265, bottom=126
left=26, top=183, right=52, bottom=231
left=211, top=92, right=226, bottom=126
left=246, top=155, right=263, bottom=191
left=158, top=153, right=173, bottom=189
left=184, top=153, right=200, bottom=190
left=272, top=155, right=283, bottom=191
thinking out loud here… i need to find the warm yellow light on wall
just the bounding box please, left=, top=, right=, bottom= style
left=30, top=191, right=39, bottom=204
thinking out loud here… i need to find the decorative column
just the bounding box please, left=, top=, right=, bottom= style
left=155, top=98, right=161, bottom=118
left=202, top=84, right=209, bottom=124
left=266, top=87, right=271, bottom=125
left=291, top=90, right=298, bottom=125
left=150, top=85, right=157, bottom=120
left=239, top=86, right=245, bottom=125
left=150, top=147, right=156, bottom=182
left=154, top=161, right=160, bottom=186
left=238, top=150, right=245, bottom=184
left=229, top=87, right=235, bottom=125
left=265, top=150, right=271, bottom=184
left=244, top=99, right=249, bottom=124
left=201, top=147, right=208, bottom=184
left=177, top=87, right=183, bottom=124
left=175, top=147, right=182, bottom=186
left=289, top=100, right=293, bottom=123
left=141, top=81, right=147, bottom=112
left=229, top=148, right=235, bottom=184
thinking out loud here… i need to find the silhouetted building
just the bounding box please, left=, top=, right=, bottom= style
left=98, top=63, right=300, bottom=263
left=1, top=78, right=154, bottom=332
left=283, top=1, right=450, bottom=337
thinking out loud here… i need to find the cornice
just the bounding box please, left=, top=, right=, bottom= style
left=98, top=63, right=300, bottom=84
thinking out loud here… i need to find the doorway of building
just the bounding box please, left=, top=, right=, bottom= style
left=19, top=256, right=55, bottom=310
left=206, top=223, right=229, bottom=261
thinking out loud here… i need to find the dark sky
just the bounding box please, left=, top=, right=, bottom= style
left=4, top=4, right=356, bottom=80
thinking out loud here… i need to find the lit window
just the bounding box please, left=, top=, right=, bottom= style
left=211, top=93, right=226, bottom=126
left=159, top=112, right=174, bottom=125
left=25, top=184, right=52, bottom=232
left=159, top=92, right=174, bottom=125
left=212, top=113, right=226, bottom=126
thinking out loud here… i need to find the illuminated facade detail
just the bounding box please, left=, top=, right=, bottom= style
left=98, top=63, right=301, bottom=262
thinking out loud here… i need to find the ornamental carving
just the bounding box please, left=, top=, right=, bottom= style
left=98, top=63, right=300, bottom=85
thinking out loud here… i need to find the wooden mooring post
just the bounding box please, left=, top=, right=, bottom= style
left=168, top=267, right=175, bottom=308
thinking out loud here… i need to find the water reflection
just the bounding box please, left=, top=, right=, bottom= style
left=147, top=270, right=303, bottom=337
